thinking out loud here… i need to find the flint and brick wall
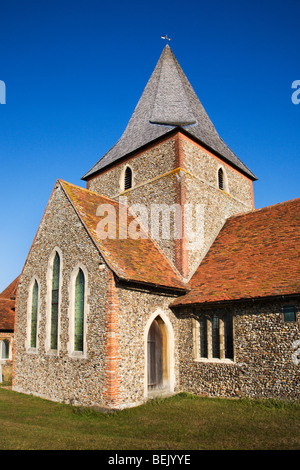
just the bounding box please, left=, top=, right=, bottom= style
left=116, top=286, right=179, bottom=406
left=86, top=132, right=254, bottom=279
left=103, top=270, right=121, bottom=408
left=182, top=136, right=254, bottom=276
left=176, top=300, right=300, bottom=400
left=13, top=185, right=111, bottom=407
left=12, top=133, right=297, bottom=408
left=12, top=182, right=181, bottom=409
left=87, top=138, right=177, bottom=198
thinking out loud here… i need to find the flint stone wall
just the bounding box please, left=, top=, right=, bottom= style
left=13, top=185, right=111, bottom=406
left=116, top=286, right=180, bottom=407
left=177, top=300, right=300, bottom=400
left=86, top=134, right=254, bottom=279
left=12, top=135, right=298, bottom=408
left=88, top=138, right=177, bottom=198
left=12, top=182, right=181, bottom=409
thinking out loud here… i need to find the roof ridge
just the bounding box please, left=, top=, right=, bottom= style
left=58, top=179, right=127, bottom=207
left=253, top=196, right=300, bottom=211
left=227, top=196, right=300, bottom=221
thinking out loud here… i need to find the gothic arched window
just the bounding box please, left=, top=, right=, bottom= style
left=74, top=268, right=85, bottom=352
left=50, top=252, right=60, bottom=350
left=30, top=280, right=39, bottom=348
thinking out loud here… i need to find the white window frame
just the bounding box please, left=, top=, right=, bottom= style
left=26, top=276, right=41, bottom=353
left=45, top=247, right=63, bottom=355
left=67, top=264, right=89, bottom=358
left=0, top=339, right=12, bottom=361
left=193, top=314, right=234, bottom=363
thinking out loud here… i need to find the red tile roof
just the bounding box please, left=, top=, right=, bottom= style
left=171, top=198, right=300, bottom=307
left=0, top=276, right=20, bottom=300
left=0, top=300, right=15, bottom=330
left=0, top=276, right=19, bottom=330
left=60, top=180, right=187, bottom=292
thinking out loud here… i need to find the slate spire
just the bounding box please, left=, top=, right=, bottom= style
left=149, top=45, right=197, bottom=126
left=83, top=45, right=256, bottom=180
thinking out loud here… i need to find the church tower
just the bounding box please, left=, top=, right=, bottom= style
left=82, top=45, right=257, bottom=279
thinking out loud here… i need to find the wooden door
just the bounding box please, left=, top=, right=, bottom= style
left=147, top=319, right=163, bottom=390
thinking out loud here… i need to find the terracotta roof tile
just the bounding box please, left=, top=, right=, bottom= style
left=0, top=299, right=15, bottom=330
left=171, top=198, right=300, bottom=307
left=0, top=277, right=19, bottom=330
left=0, top=276, right=20, bottom=300
left=59, top=180, right=187, bottom=292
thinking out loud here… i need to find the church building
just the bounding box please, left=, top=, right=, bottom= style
left=11, top=45, right=299, bottom=408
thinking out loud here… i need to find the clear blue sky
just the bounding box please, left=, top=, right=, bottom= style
left=0, top=0, right=299, bottom=291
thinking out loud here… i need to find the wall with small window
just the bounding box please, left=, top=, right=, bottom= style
left=282, top=305, right=297, bottom=323
left=87, top=138, right=177, bottom=198
left=183, top=137, right=254, bottom=208
left=177, top=299, right=300, bottom=400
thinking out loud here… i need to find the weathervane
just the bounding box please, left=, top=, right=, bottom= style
left=161, top=34, right=171, bottom=45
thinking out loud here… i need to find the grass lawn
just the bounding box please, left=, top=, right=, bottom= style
left=0, top=387, right=299, bottom=450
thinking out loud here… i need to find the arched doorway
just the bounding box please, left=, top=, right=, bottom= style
left=144, top=310, right=175, bottom=397
left=147, top=316, right=169, bottom=392
left=147, top=318, right=163, bottom=390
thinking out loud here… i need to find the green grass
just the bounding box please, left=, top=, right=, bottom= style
left=0, top=388, right=299, bottom=450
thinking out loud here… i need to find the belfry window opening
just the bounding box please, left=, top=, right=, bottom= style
left=124, top=166, right=133, bottom=190
left=218, top=167, right=224, bottom=190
